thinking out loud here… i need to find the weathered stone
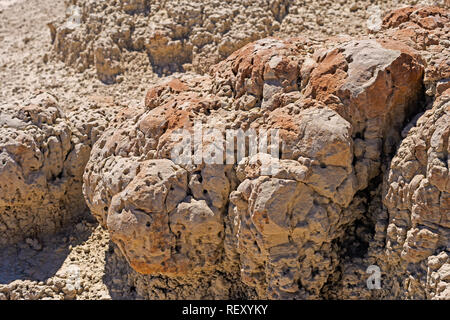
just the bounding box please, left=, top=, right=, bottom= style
left=83, top=35, right=426, bottom=298
left=0, top=91, right=119, bottom=247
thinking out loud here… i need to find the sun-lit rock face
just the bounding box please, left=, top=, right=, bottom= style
left=82, top=33, right=427, bottom=298
left=1, top=0, right=449, bottom=301
left=0, top=91, right=118, bottom=247
left=380, top=89, right=449, bottom=299
left=381, top=5, right=449, bottom=97
left=328, top=6, right=449, bottom=300
left=48, top=0, right=292, bottom=82
left=0, top=93, right=88, bottom=246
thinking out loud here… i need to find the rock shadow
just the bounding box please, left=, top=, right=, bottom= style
left=0, top=214, right=96, bottom=284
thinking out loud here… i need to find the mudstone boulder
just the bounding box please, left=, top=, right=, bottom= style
left=83, top=32, right=431, bottom=298
left=1, top=3, right=447, bottom=300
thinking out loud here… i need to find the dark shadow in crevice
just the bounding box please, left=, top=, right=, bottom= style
left=102, top=241, right=139, bottom=300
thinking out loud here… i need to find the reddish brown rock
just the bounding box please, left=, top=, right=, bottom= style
left=303, top=39, right=424, bottom=191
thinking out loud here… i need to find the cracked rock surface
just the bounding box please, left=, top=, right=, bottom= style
left=0, top=92, right=85, bottom=246
left=0, top=0, right=449, bottom=300
left=381, top=90, right=449, bottom=299
left=323, top=5, right=449, bottom=300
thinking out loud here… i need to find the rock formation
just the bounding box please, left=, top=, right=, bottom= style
left=0, top=92, right=82, bottom=246
left=378, top=5, right=449, bottom=300
left=48, top=0, right=291, bottom=81
left=0, top=1, right=448, bottom=300
left=325, top=5, right=449, bottom=300
left=383, top=90, right=449, bottom=299
left=82, top=25, right=441, bottom=298
left=48, top=0, right=431, bottom=82
left=0, top=92, right=118, bottom=246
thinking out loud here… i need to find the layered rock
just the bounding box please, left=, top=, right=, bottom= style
left=376, top=8, right=449, bottom=296
left=381, top=89, right=449, bottom=299
left=83, top=35, right=426, bottom=298
left=326, top=91, right=449, bottom=300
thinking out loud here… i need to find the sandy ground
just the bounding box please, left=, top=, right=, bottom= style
left=0, top=0, right=23, bottom=10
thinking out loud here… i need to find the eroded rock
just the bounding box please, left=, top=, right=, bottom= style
left=49, top=0, right=291, bottom=80
left=83, top=36, right=426, bottom=298
left=0, top=92, right=119, bottom=247
left=380, top=5, right=449, bottom=98
left=0, top=93, right=80, bottom=246
left=382, top=89, right=449, bottom=299
left=327, top=5, right=449, bottom=300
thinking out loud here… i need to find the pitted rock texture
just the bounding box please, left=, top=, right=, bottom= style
left=1, top=0, right=449, bottom=301
left=322, top=5, right=449, bottom=300
left=83, top=36, right=426, bottom=298
left=48, top=0, right=433, bottom=82
left=381, top=90, right=449, bottom=299
left=0, top=92, right=81, bottom=246
left=305, top=39, right=425, bottom=189
left=379, top=5, right=450, bottom=98
left=330, top=88, right=449, bottom=301
left=49, top=0, right=291, bottom=80
left=0, top=92, right=119, bottom=247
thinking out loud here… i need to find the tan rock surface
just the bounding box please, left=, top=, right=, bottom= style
left=0, top=93, right=83, bottom=246
left=0, top=0, right=449, bottom=300
left=83, top=35, right=427, bottom=299
left=49, top=0, right=434, bottom=82
left=380, top=90, right=449, bottom=299
left=321, top=5, right=449, bottom=300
